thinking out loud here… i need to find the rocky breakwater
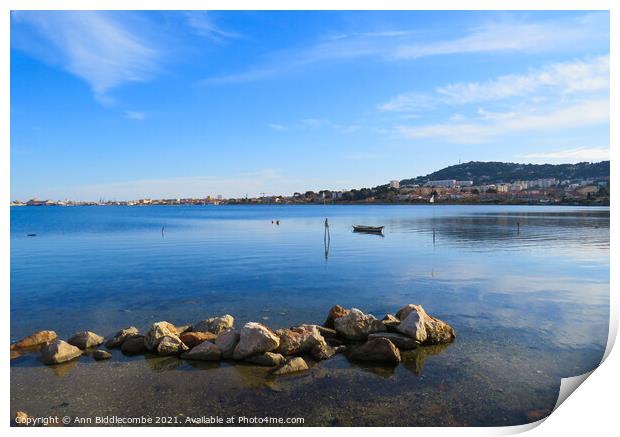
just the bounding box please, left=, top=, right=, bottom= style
left=10, top=304, right=455, bottom=376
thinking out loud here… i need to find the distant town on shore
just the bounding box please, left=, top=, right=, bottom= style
left=11, top=160, right=610, bottom=207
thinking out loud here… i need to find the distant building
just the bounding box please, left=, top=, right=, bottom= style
left=456, top=180, right=473, bottom=187
left=389, top=180, right=400, bottom=189
left=331, top=191, right=343, bottom=199
left=425, top=180, right=457, bottom=188
left=217, top=194, right=223, bottom=200
left=496, top=184, right=509, bottom=193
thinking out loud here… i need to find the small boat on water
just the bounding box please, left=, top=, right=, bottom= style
left=352, top=225, right=384, bottom=234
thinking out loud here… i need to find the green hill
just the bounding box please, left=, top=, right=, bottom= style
left=400, top=161, right=610, bottom=185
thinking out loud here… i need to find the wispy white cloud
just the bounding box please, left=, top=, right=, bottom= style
left=205, top=12, right=608, bottom=84
left=393, top=15, right=607, bottom=59
left=436, top=55, right=609, bottom=104
left=379, top=55, right=609, bottom=111
left=267, top=118, right=360, bottom=134
left=12, top=11, right=160, bottom=103
left=184, top=11, right=243, bottom=42
left=516, top=147, right=609, bottom=162
left=125, top=110, right=146, bottom=121
left=396, top=98, right=609, bottom=144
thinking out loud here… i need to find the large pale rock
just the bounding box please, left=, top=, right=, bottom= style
left=349, top=337, right=401, bottom=364
left=181, top=341, right=222, bottom=361
left=121, top=335, right=149, bottom=355
left=396, top=304, right=455, bottom=344
left=192, top=315, right=234, bottom=334
left=180, top=331, right=217, bottom=348
left=232, top=322, right=279, bottom=360
left=144, top=321, right=178, bottom=351
left=157, top=335, right=189, bottom=356
left=105, top=327, right=139, bottom=348
left=334, top=308, right=386, bottom=340
left=11, top=330, right=57, bottom=350
left=324, top=305, right=350, bottom=328
left=246, top=352, right=286, bottom=367
left=40, top=340, right=82, bottom=364
left=272, top=357, right=309, bottom=375
left=368, top=332, right=419, bottom=350
left=276, top=325, right=327, bottom=355
left=67, top=331, right=105, bottom=350
left=215, top=328, right=240, bottom=359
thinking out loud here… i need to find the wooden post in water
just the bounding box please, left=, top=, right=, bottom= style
left=324, top=218, right=330, bottom=260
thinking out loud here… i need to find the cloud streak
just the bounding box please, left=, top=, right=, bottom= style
left=205, top=12, right=608, bottom=84
left=12, top=11, right=160, bottom=103
left=516, top=147, right=609, bottom=162
left=396, top=98, right=609, bottom=144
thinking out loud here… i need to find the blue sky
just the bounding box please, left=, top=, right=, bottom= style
left=10, top=10, right=610, bottom=200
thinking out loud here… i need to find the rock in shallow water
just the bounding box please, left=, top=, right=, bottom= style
left=40, top=340, right=82, bottom=364
left=105, top=327, right=139, bottom=348
left=324, top=304, right=350, bottom=329
left=180, top=331, right=217, bottom=348
left=349, top=337, right=401, bottom=364
left=67, top=331, right=105, bottom=350
left=232, top=322, right=279, bottom=360
left=272, top=357, right=309, bottom=375
left=215, top=328, right=240, bottom=359
left=368, top=332, right=419, bottom=350
left=11, top=330, right=58, bottom=350
left=120, top=335, right=149, bottom=355
left=92, top=349, right=112, bottom=361
left=334, top=308, right=386, bottom=341
left=144, top=321, right=178, bottom=351
left=192, top=315, right=234, bottom=334
left=246, top=352, right=286, bottom=367
left=310, top=343, right=336, bottom=361
left=396, top=304, right=455, bottom=345
left=181, top=341, right=222, bottom=361
left=157, top=335, right=189, bottom=356
left=276, top=325, right=327, bottom=355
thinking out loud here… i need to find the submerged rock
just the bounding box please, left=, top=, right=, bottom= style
left=180, top=331, right=217, bottom=348
left=368, top=332, right=419, bottom=350
left=272, top=357, right=309, bottom=375
left=396, top=304, right=455, bottom=345
left=232, top=322, right=279, bottom=360
left=246, top=352, right=286, bottom=367
left=105, top=327, right=139, bottom=349
left=324, top=304, right=350, bottom=329
left=67, top=331, right=104, bottom=350
left=192, top=315, right=234, bottom=334
left=334, top=308, right=386, bottom=341
left=40, top=340, right=82, bottom=364
left=144, top=321, right=178, bottom=351
left=157, top=335, right=189, bottom=356
left=349, top=337, right=401, bottom=364
left=276, top=325, right=327, bottom=355
left=11, top=330, right=57, bottom=350
left=215, top=328, right=240, bottom=359
left=120, top=335, right=149, bottom=355
left=92, top=349, right=112, bottom=361
left=181, top=341, right=222, bottom=361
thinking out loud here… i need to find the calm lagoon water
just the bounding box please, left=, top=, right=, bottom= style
left=10, top=205, right=610, bottom=426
